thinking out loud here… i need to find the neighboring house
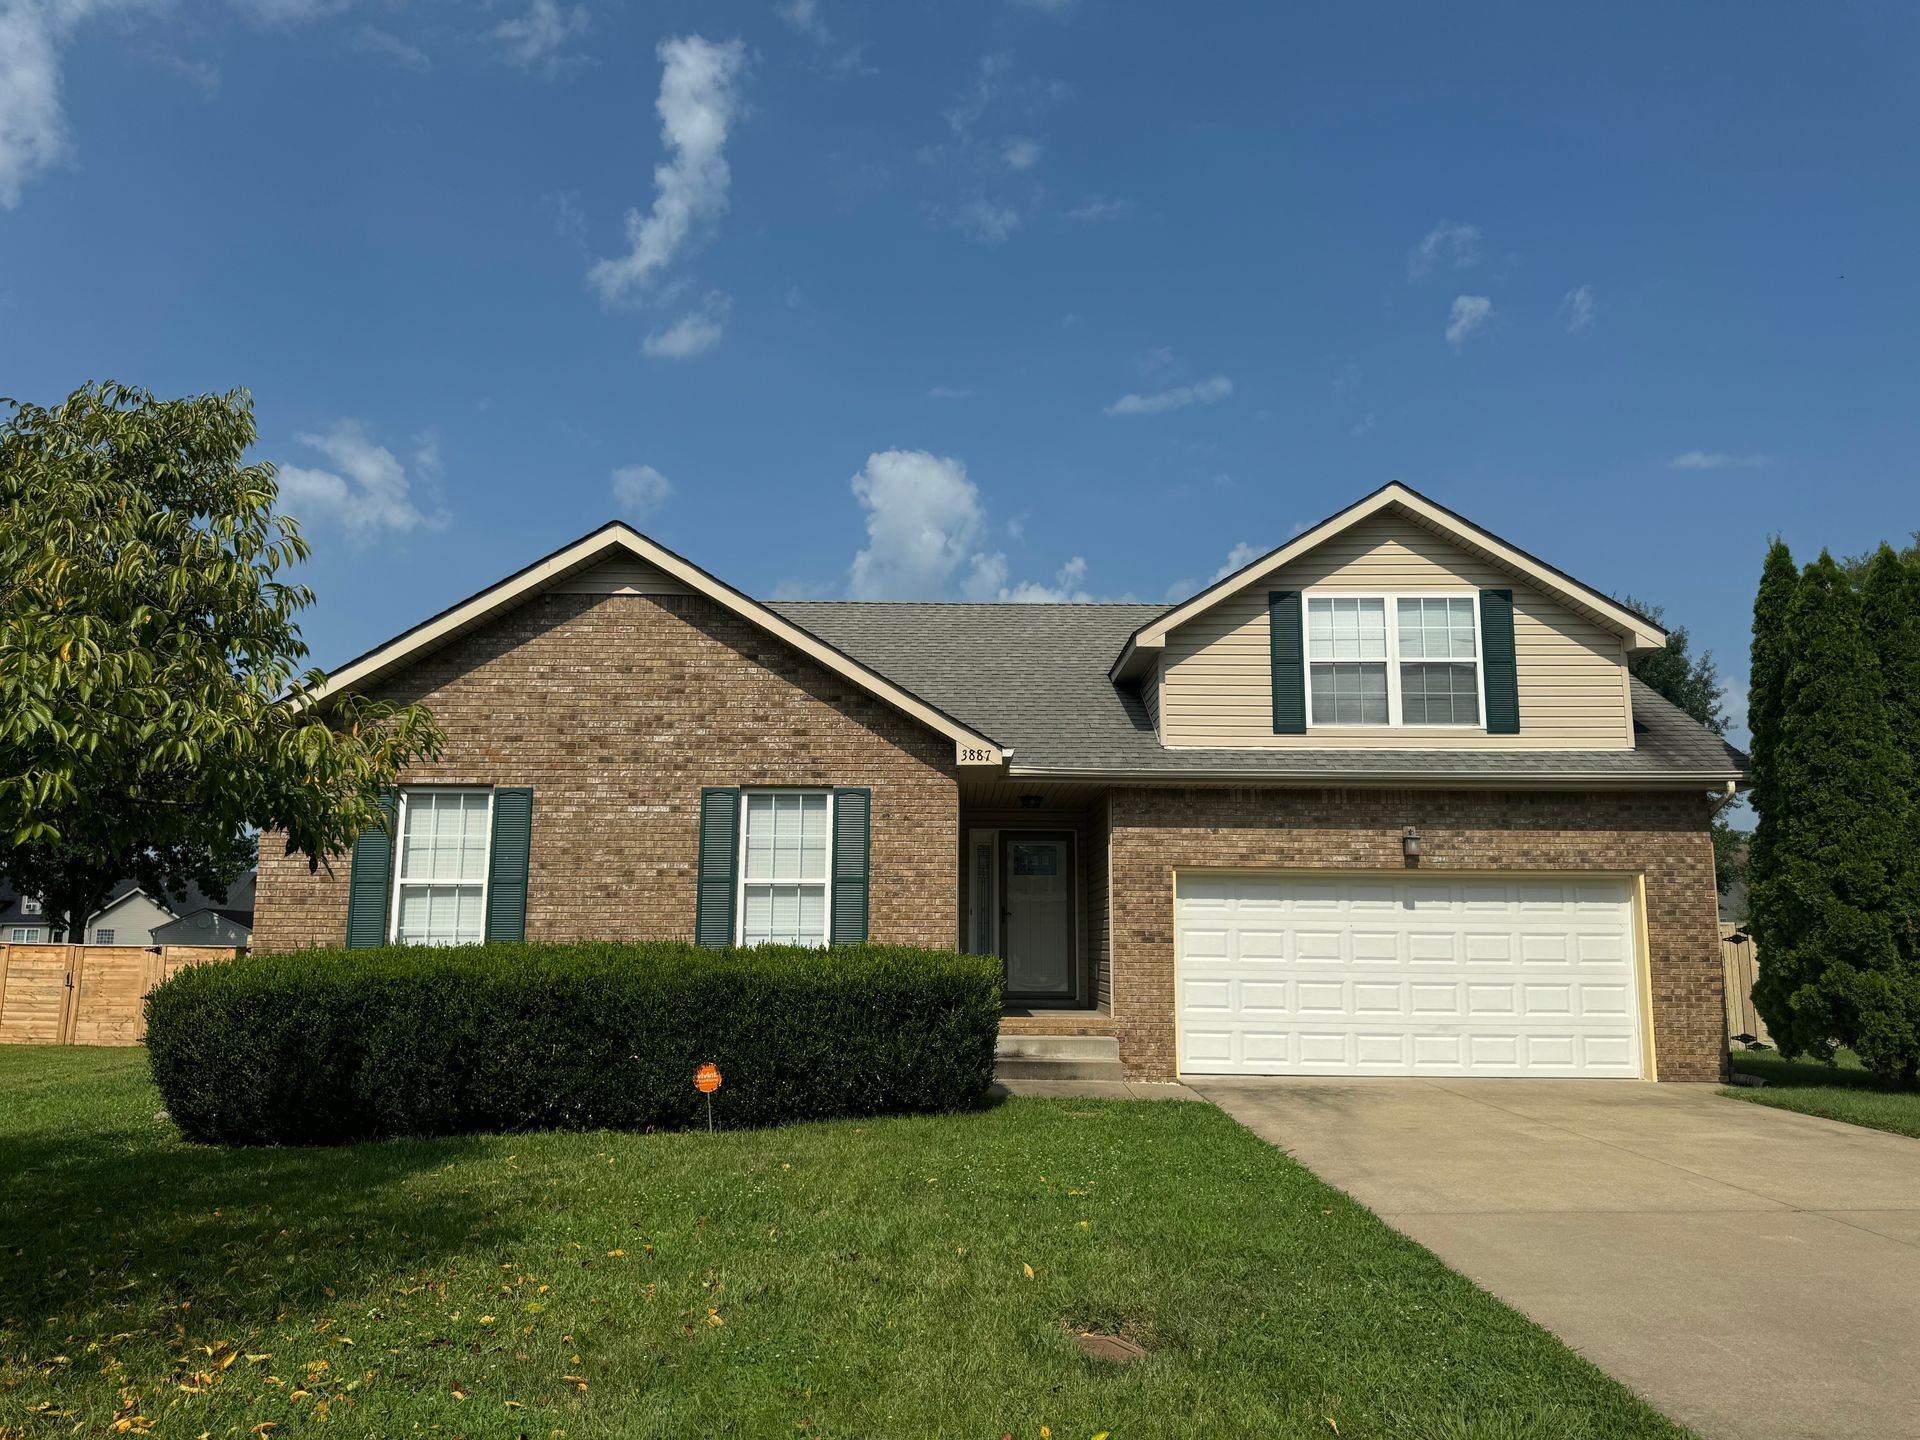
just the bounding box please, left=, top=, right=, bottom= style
left=0, top=890, right=57, bottom=944
left=0, top=875, right=254, bottom=948
left=254, top=482, right=1746, bottom=1083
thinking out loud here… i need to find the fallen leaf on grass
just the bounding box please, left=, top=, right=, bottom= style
left=478, top=1316, right=497, bottom=1326
left=245, top=1353, right=272, bottom=1364
left=249, top=1426, right=277, bottom=1436
left=1022, top=1264, right=1035, bottom=1279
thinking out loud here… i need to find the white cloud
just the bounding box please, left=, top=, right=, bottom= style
left=488, top=0, right=589, bottom=72
left=943, top=51, right=1011, bottom=138
left=226, top=0, right=350, bottom=25
left=611, top=463, right=673, bottom=518
left=844, top=449, right=1091, bottom=601
left=1212, top=542, right=1258, bottom=582
left=978, top=554, right=1094, bottom=604
left=848, top=450, right=988, bottom=600
left=0, top=0, right=156, bottom=209
left=276, top=421, right=445, bottom=536
left=1560, top=283, right=1595, bottom=334
left=147, top=49, right=220, bottom=96
left=1445, top=294, right=1493, bottom=350
left=588, top=34, right=747, bottom=304
left=356, top=25, right=429, bottom=71
left=1104, top=375, right=1233, bottom=416
left=1670, top=450, right=1768, bottom=471
left=1011, top=0, right=1077, bottom=13
left=775, top=0, right=821, bottom=35
left=1408, top=219, right=1481, bottom=278
left=1001, top=135, right=1042, bottom=171
left=642, top=292, right=730, bottom=358
left=928, top=385, right=972, bottom=399
left=1349, top=413, right=1376, bottom=439
left=943, top=195, right=1020, bottom=244
left=1063, top=193, right=1131, bottom=222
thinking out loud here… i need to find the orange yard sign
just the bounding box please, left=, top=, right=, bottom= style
left=694, top=1062, right=723, bottom=1094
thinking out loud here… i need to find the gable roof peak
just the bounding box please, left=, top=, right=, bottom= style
left=1110, top=481, right=1668, bottom=681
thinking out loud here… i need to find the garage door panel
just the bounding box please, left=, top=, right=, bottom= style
left=1238, top=980, right=1289, bottom=1013
left=1176, top=873, right=1642, bottom=1078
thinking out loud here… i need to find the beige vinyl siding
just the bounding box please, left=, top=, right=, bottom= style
left=1158, top=511, right=1633, bottom=750
left=552, top=556, right=693, bottom=595
left=1141, top=665, right=1161, bottom=734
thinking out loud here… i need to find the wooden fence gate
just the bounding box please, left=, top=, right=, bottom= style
left=0, top=944, right=240, bottom=1046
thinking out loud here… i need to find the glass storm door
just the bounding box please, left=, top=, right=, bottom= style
left=1002, top=834, right=1076, bottom=1001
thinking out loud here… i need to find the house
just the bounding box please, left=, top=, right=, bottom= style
left=0, top=891, right=56, bottom=945
left=0, top=876, right=255, bottom=948
left=253, top=482, right=1746, bottom=1083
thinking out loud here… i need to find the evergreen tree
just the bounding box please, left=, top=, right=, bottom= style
left=1751, top=554, right=1918, bottom=1079
left=1744, top=541, right=1797, bottom=988
left=1860, top=545, right=1920, bottom=964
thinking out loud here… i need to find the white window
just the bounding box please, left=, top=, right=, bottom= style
left=20, top=897, right=40, bottom=916
left=11, top=927, right=40, bottom=943
left=738, top=791, right=832, bottom=947
left=1306, top=593, right=1484, bottom=729
left=390, top=788, right=493, bottom=946
left=93, top=928, right=116, bottom=945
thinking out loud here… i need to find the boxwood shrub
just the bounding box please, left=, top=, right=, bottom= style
left=145, top=941, right=1004, bottom=1145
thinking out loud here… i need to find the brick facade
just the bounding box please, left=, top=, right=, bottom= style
left=252, top=593, right=959, bottom=953
left=1105, top=786, right=1727, bottom=1084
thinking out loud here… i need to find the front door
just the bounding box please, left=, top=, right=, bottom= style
left=1001, top=832, right=1077, bottom=1003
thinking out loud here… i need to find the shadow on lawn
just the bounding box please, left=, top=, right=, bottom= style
left=0, top=1117, right=514, bottom=1337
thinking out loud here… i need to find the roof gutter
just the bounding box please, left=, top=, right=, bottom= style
left=1003, top=766, right=1750, bottom=791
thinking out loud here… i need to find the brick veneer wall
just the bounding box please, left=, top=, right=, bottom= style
left=253, top=593, right=959, bottom=953
left=1107, top=786, right=1727, bottom=1084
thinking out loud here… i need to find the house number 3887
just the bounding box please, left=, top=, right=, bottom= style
left=959, top=746, right=995, bottom=764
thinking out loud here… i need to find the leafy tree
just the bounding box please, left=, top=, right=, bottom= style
left=1620, top=594, right=1742, bottom=895
left=1621, top=595, right=1727, bottom=735
left=0, top=382, right=443, bottom=942
left=1750, top=554, right=1919, bottom=1080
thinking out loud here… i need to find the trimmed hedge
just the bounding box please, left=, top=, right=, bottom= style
left=145, top=942, right=1003, bottom=1145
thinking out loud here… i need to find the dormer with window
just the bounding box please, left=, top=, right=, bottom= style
left=1113, top=484, right=1667, bottom=751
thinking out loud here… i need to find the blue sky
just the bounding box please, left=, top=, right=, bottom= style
left=5, top=1, right=1919, bottom=749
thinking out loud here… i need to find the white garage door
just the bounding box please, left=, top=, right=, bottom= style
left=1176, top=874, right=1644, bottom=1077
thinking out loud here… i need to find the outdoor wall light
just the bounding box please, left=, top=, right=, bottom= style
left=1401, top=826, right=1422, bottom=863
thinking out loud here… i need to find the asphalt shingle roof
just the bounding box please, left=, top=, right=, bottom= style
left=768, top=601, right=1749, bottom=784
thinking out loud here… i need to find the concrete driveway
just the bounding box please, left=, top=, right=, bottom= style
left=1192, top=1077, right=1920, bottom=1440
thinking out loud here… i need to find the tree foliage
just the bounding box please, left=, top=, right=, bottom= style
left=1621, top=595, right=1727, bottom=735
left=1745, top=540, right=1799, bottom=913
left=0, top=382, right=443, bottom=939
left=1750, top=551, right=1920, bottom=1081
left=1619, top=593, right=1742, bottom=895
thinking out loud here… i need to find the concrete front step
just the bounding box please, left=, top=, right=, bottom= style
left=996, top=1033, right=1121, bottom=1062
left=993, top=1054, right=1128, bottom=1082
left=994, top=1033, right=1124, bottom=1082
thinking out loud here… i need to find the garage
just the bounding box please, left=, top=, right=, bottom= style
left=1175, top=873, right=1645, bottom=1077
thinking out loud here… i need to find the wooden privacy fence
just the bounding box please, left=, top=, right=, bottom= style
left=1720, top=923, right=1770, bottom=1047
left=0, top=944, right=240, bottom=1047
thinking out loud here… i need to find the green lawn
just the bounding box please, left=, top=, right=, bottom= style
left=0, top=1048, right=1687, bottom=1439
left=1725, top=1047, right=1920, bottom=1139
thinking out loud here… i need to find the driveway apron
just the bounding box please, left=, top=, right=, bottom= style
left=1193, top=1077, right=1920, bottom=1440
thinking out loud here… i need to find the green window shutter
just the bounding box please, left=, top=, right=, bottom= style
left=695, top=788, right=741, bottom=949
left=485, top=787, right=534, bottom=943
left=1480, top=589, right=1521, bottom=734
left=1269, top=590, right=1307, bottom=734
left=345, top=791, right=398, bottom=948
left=830, top=788, right=871, bottom=945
